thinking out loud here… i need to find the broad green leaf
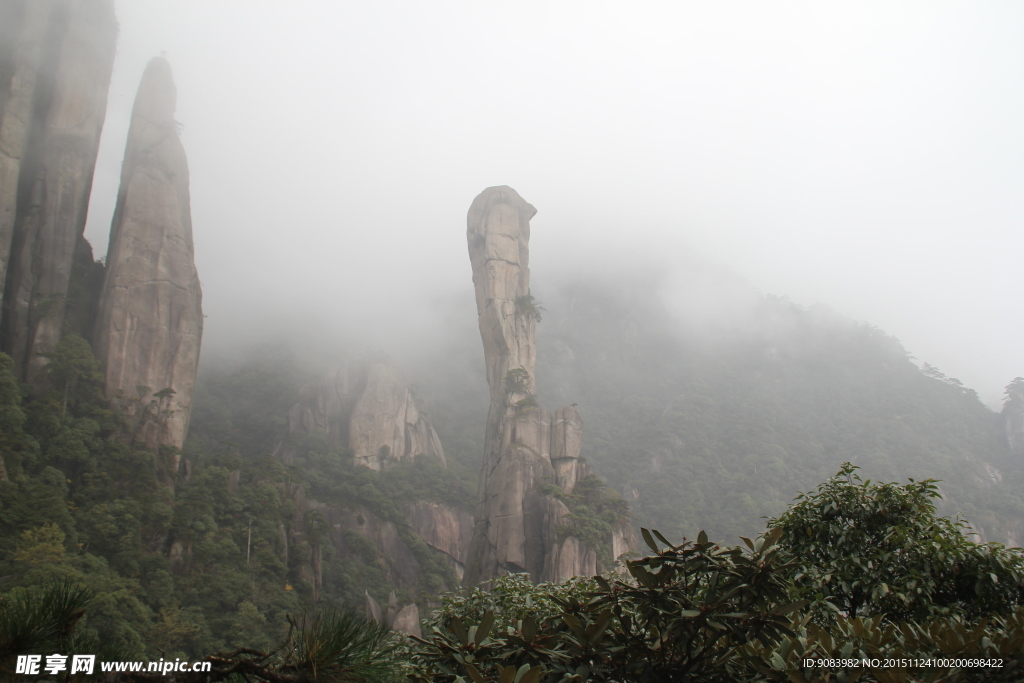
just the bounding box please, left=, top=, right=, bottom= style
left=641, top=528, right=660, bottom=553
left=464, top=662, right=485, bottom=683
left=476, top=610, right=495, bottom=644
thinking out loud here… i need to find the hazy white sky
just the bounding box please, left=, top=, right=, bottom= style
left=85, top=1, right=1023, bottom=406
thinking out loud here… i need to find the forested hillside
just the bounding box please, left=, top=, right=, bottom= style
left=407, top=264, right=1023, bottom=547
left=0, top=340, right=473, bottom=660
left=531, top=270, right=1023, bottom=545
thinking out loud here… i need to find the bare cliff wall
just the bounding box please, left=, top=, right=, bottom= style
left=93, top=57, right=203, bottom=483
left=1004, top=378, right=1024, bottom=458
left=286, top=362, right=446, bottom=471
left=0, top=0, right=117, bottom=382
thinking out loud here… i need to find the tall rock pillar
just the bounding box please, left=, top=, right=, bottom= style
left=464, top=186, right=623, bottom=586
left=93, top=57, right=203, bottom=486
left=1004, top=377, right=1024, bottom=458
left=0, top=0, right=56, bottom=297
left=0, top=0, right=117, bottom=381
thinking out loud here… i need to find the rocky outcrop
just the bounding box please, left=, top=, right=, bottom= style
left=0, top=0, right=54, bottom=298
left=390, top=602, right=422, bottom=639
left=405, top=501, right=474, bottom=580
left=464, top=186, right=634, bottom=585
left=0, top=0, right=117, bottom=381
left=285, top=362, right=446, bottom=470
left=349, top=363, right=446, bottom=470
left=287, top=366, right=358, bottom=449
left=364, top=591, right=422, bottom=638
left=1004, top=378, right=1024, bottom=457
left=92, top=57, right=203, bottom=483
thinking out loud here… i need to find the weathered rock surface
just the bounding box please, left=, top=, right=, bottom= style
left=285, top=362, right=446, bottom=470
left=93, top=57, right=203, bottom=483
left=0, top=0, right=55, bottom=298
left=349, top=363, right=446, bottom=470
left=464, top=186, right=633, bottom=585
left=0, top=0, right=116, bottom=381
left=289, top=366, right=356, bottom=443
left=364, top=592, right=422, bottom=638
left=364, top=591, right=383, bottom=624
left=405, top=500, right=474, bottom=579
left=1004, top=379, right=1024, bottom=457
left=390, top=602, right=422, bottom=639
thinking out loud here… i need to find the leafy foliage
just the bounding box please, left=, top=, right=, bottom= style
left=768, top=463, right=1024, bottom=623
left=283, top=608, right=402, bottom=682
left=514, top=295, right=545, bottom=323
left=504, top=368, right=531, bottom=396
left=0, top=579, right=95, bottom=676
left=536, top=475, right=630, bottom=569
left=410, top=466, right=1024, bottom=682
left=408, top=528, right=802, bottom=681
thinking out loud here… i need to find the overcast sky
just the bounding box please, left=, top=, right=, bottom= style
left=84, top=1, right=1023, bottom=407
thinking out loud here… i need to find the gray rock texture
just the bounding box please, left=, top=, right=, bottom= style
left=285, top=362, right=446, bottom=470
left=93, top=57, right=203, bottom=484
left=405, top=500, right=474, bottom=580
left=0, top=0, right=55, bottom=299
left=390, top=603, right=422, bottom=639
left=1004, top=379, right=1024, bottom=457
left=0, top=0, right=116, bottom=381
left=286, top=366, right=358, bottom=453
left=464, top=186, right=633, bottom=585
left=364, top=592, right=422, bottom=639
left=349, top=363, right=446, bottom=470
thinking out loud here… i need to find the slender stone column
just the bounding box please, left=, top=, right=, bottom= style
left=94, top=57, right=203, bottom=486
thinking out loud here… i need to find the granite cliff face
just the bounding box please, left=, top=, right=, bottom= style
left=0, top=0, right=54, bottom=298
left=350, top=363, right=447, bottom=470
left=464, top=186, right=634, bottom=586
left=287, top=362, right=446, bottom=470
left=0, top=0, right=117, bottom=381
left=1004, top=378, right=1024, bottom=458
left=92, top=57, right=203, bottom=483
left=1, top=5, right=205, bottom=486
left=405, top=500, right=474, bottom=580
left=287, top=366, right=358, bottom=450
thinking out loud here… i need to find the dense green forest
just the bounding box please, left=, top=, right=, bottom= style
left=6, top=464, right=1023, bottom=681
left=0, top=338, right=474, bottom=660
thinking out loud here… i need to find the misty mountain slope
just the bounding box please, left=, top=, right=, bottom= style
left=170, top=348, right=480, bottom=639
left=508, top=269, right=1024, bottom=546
